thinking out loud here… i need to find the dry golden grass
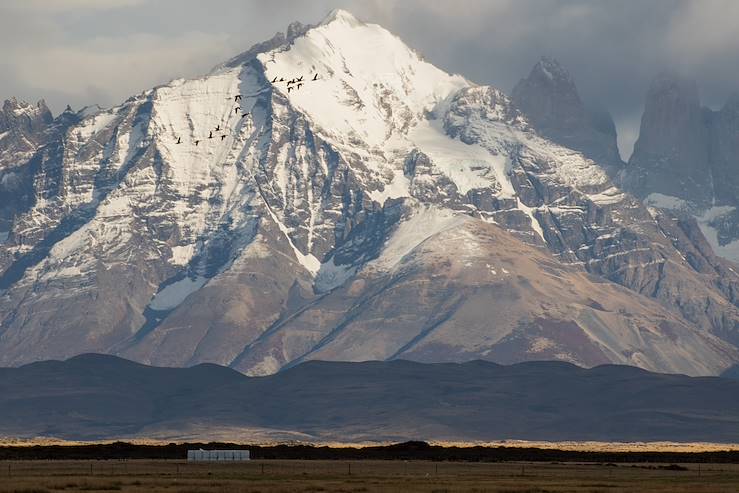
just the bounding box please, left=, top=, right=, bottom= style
left=1, top=460, right=738, bottom=492
left=4, top=437, right=739, bottom=453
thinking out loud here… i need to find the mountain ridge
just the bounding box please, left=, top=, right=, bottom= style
left=3, top=354, right=739, bottom=442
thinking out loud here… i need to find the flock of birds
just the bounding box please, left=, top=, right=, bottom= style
left=173, top=72, right=321, bottom=147
left=271, top=73, right=320, bottom=93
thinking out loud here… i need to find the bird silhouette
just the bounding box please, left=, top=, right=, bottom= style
left=209, top=131, right=213, bottom=139
left=287, top=86, right=293, bottom=93
left=241, top=112, right=250, bottom=118
left=287, top=79, right=294, bottom=86
left=195, top=140, right=200, bottom=146
left=215, top=125, right=221, bottom=132
left=297, top=83, right=303, bottom=89
left=176, top=137, right=181, bottom=144
left=235, top=95, right=241, bottom=101
left=312, top=73, right=319, bottom=81
left=271, top=76, right=278, bottom=83
left=235, top=107, right=240, bottom=114
left=297, top=76, right=304, bottom=82
left=221, top=134, right=227, bottom=141
left=278, top=77, right=285, bottom=82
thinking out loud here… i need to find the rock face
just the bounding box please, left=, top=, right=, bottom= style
left=512, top=57, right=622, bottom=167
left=626, top=74, right=711, bottom=204
left=0, top=98, right=54, bottom=167
left=0, top=98, right=53, bottom=232
left=710, top=94, right=739, bottom=207
left=0, top=10, right=737, bottom=376
left=624, top=74, right=739, bottom=264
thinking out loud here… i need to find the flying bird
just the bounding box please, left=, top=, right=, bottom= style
left=235, top=107, right=240, bottom=114
left=195, top=140, right=200, bottom=146
left=176, top=137, right=181, bottom=144
left=215, top=125, right=221, bottom=132
left=278, top=77, right=285, bottom=82
left=208, top=131, right=213, bottom=139
left=312, top=73, right=319, bottom=81
left=297, top=83, right=303, bottom=89
left=287, top=86, right=293, bottom=93
left=271, top=76, right=278, bottom=83
left=241, top=112, right=250, bottom=118
left=235, top=95, right=241, bottom=101
left=221, top=135, right=227, bottom=141
left=297, top=76, right=304, bottom=82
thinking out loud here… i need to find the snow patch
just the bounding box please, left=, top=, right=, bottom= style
left=371, top=206, right=467, bottom=270
left=148, top=275, right=207, bottom=311
left=262, top=198, right=321, bottom=275
left=516, top=198, right=544, bottom=241
left=49, top=225, right=90, bottom=260
left=76, top=110, right=118, bottom=140
left=315, top=257, right=357, bottom=292
left=170, top=245, right=197, bottom=266
left=643, top=195, right=738, bottom=264
left=696, top=206, right=739, bottom=264
left=366, top=167, right=410, bottom=204
left=645, top=193, right=690, bottom=211
left=589, top=186, right=625, bottom=206
left=518, top=132, right=610, bottom=190
left=408, top=120, right=512, bottom=195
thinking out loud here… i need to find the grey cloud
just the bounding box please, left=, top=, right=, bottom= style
left=1, top=0, right=737, bottom=159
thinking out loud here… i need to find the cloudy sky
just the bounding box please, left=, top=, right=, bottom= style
left=2, top=0, right=738, bottom=158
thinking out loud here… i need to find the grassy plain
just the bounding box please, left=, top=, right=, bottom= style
left=1, top=459, right=739, bottom=493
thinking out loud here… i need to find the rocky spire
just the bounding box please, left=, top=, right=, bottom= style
left=627, top=72, right=712, bottom=205
left=512, top=57, right=622, bottom=166
left=708, top=92, right=739, bottom=208
left=0, top=98, right=53, bottom=134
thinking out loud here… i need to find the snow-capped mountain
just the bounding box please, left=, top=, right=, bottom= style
left=0, top=10, right=737, bottom=376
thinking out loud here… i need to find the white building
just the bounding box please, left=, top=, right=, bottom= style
left=187, top=449, right=251, bottom=461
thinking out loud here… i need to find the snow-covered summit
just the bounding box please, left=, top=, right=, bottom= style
left=256, top=8, right=468, bottom=148
left=319, top=8, right=364, bottom=27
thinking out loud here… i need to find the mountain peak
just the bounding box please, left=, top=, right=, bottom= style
left=320, top=8, right=362, bottom=27
left=3, top=97, right=50, bottom=113
left=1, top=97, right=53, bottom=131
left=627, top=71, right=710, bottom=205
left=647, top=71, right=699, bottom=105
left=513, top=57, right=581, bottom=112
left=256, top=9, right=467, bottom=149
left=511, top=57, right=621, bottom=165
left=221, top=10, right=363, bottom=71
left=531, top=56, right=573, bottom=83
